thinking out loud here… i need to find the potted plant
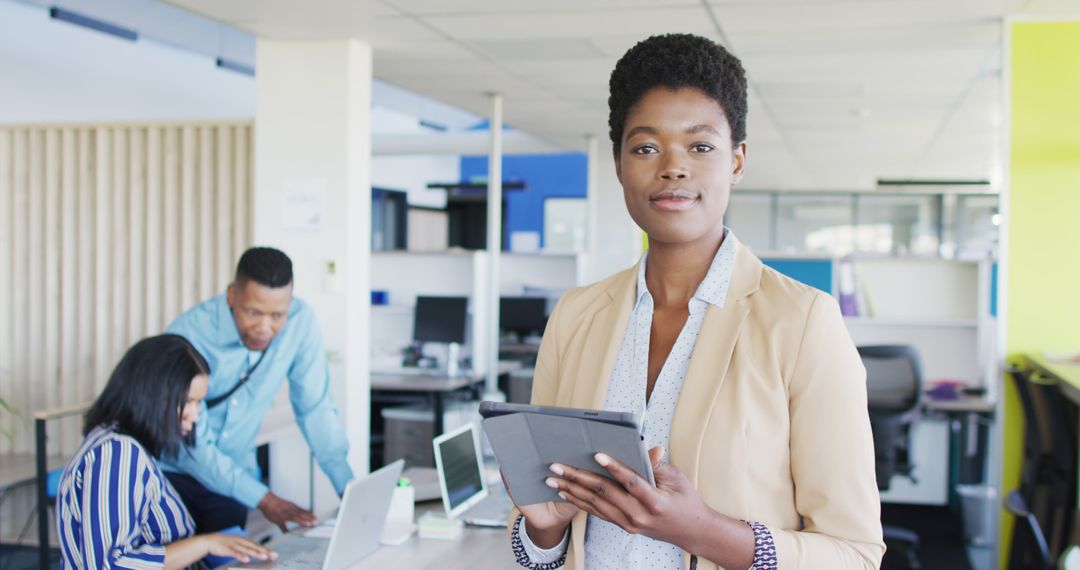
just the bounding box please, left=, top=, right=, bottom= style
left=0, top=396, right=13, bottom=442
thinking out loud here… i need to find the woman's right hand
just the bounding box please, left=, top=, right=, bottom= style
left=501, top=469, right=578, bottom=549
left=202, top=534, right=277, bottom=564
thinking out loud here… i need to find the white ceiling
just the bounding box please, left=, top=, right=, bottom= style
left=14, top=0, right=1080, bottom=190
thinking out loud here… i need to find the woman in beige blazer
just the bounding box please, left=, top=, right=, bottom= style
left=507, top=34, right=885, bottom=570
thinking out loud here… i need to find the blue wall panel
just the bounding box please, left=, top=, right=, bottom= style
left=760, top=258, right=834, bottom=295
left=460, top=153, right=587, bottom=248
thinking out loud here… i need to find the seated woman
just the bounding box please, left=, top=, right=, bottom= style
left=508, top=34, right=885, bottom=569
left=56, top=334, right=276, bottom=569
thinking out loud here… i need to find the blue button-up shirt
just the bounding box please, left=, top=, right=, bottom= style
left=162, top=293, right=353, bottom=508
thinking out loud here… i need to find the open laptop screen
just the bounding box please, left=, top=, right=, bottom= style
left=433, top=424, right=486, bottom=516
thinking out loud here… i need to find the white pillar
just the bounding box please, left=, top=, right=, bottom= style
left=586, top=136, right=643, bottom=283
left=485, top=93, right=503, bottom=397
left=585, top=134, right=599, bottom=284
left=254, top=39, right=372, bottom=514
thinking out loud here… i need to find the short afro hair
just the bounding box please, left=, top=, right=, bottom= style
left=235, top=247, right=293, bottom=288
left=608, top=33, right=748, bottom=153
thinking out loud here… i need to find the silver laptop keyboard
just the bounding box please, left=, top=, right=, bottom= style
left=265, top=537, right=328, bottom=569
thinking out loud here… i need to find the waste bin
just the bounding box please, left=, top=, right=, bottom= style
left=956, top=484, right=997, bottom=548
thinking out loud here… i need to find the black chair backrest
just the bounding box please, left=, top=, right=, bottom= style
left=1008, top=369, right=1049, bottom=497
left=1027, top=372, right=1079, bottom=562
left=1005, top=489, right=1053, bottom=570
left=859, top=345, right=923, bottom=491
left=860, top=345, right=922, bottom=417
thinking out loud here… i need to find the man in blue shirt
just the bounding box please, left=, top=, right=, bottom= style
left=163, top=247, right=353, bottom=532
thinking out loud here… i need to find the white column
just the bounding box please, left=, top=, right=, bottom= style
left=254, top=39, right=372, bottom=515
left=585, top=134, right=599, bottom=284
left=485, top=93, right=503, bottom=397
left=586, top=136, right=643, bottom=283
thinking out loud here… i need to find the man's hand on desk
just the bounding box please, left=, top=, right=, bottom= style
left=258, top=492, right=317, bottom=532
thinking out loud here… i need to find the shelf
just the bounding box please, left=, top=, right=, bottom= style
left=371, top=304, right=414, bottom=315
left=843, top=317, right=978, bottom=328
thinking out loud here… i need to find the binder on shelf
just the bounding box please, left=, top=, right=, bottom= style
left=837, top=259, right=859, bottom=317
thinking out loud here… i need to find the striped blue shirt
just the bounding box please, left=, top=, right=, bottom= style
left=56, top=424, right=196, bottom=569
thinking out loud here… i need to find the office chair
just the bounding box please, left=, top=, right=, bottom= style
left=860, top=344, right=923, bottom=570
left=1028, top=373, right=1078, bottom=560
left=1007, top=367, right=1077, bottom=567
left=1004, top=489, right=1053, bottom=570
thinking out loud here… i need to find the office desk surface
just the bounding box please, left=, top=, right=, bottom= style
left=249, top=503, right=520, bottom=570
left=923, top=394, right=995, bottom=414
left=1026, top=353, right=1080, bottom=405
left=370, top=373, right=483, bottom=392
left=347, top=523, right=518, bottom=569
left=371, top=361, right=522, bottom=392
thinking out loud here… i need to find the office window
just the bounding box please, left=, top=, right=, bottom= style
left=725, top=192, right=773, bottom=252
left=955, top=194, right=999, bottom=258
left=543, top=198, right=587, bottom=253
left=854, top=194, right=941, bottom=256
left=776, top=194, right=854, bottom=256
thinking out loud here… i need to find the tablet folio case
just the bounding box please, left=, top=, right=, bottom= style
left=482, top=412, right=653, bottom=506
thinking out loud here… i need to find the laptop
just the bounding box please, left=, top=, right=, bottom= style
left=230, top=459, right=404, bottom=570
left=432, top=424, right=513, bottom=527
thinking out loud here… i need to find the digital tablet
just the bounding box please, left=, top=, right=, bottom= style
left=479, top=401, right=654, bottom=507
left=479, top=401, right=639, bottom=428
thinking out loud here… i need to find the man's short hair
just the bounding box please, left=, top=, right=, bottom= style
left=235, top=247, right=293, bottom=288
left=608, top=33, right=748, bottom=154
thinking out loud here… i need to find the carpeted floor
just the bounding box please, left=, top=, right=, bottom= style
left=0, top=543, right=62, bottom=569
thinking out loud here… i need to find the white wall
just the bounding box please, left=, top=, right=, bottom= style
left=587, top=145, right=642, bottom=284
left=255, top=38, right=372, bottom=514
left=371, top=154, right=458, bottom=208
left=0, top=1, right=255, bottom=124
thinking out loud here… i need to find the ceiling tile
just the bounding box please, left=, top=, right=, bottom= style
left=421, top=7, right=715, bottom=41
left=386, top=0, right=700, bottom=16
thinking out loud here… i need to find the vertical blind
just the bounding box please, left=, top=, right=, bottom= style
left=0, top=122, right=254, bottom=460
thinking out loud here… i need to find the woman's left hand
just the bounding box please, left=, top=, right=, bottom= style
left=546, top=446, right=717, bottom=551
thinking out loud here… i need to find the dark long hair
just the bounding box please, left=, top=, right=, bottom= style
left=83, top=334, right=210, bottom=458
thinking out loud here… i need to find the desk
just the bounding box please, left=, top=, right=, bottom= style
left=245, top=503, right=519, bottom=570
left=371, top=362, right=521, bottom=435
left=924, top=394, right=995, bottom=507
left=349, top=522, right=517, bottom=569
left=924, top=394, right=996, bottom=414
left=1027, top=354, right=1080, bottom=406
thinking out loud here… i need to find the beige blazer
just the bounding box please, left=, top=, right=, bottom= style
left=518, top=242, right=885, bottom=570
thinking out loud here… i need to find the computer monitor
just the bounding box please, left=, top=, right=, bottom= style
left=413, top=296, right=468, bottom=344
left=499, top=297, right=548, bottom=339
